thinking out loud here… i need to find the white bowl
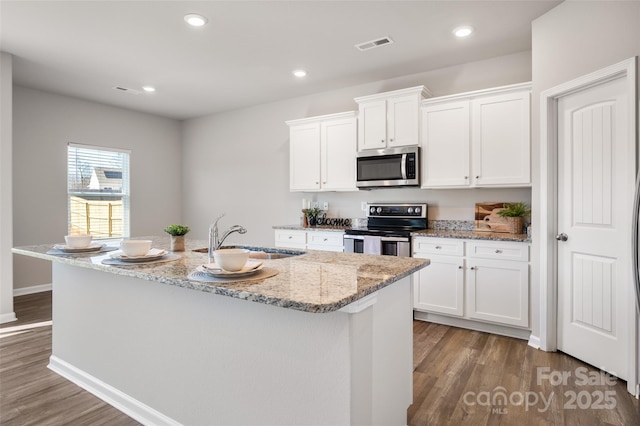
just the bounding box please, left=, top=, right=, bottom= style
left=120, top=239, right=152, bottom=257
left=213, top=248, right=250, bottom=272
left=64, top=234, right=93, bottom=249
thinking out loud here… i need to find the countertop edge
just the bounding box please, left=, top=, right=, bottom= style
left=12, top=242, right=430, bottom=314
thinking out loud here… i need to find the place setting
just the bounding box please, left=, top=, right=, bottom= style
left=102, top=239, right=181, bottom=266
left=48, top=234, right=118, bottom=255
left=188, top=248, right=278, bottom=283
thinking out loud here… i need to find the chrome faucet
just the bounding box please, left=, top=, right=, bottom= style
left=209, top=213, right=247, bottom=261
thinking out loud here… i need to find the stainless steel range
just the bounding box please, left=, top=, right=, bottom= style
left=343, top=203, right=427, bottom=257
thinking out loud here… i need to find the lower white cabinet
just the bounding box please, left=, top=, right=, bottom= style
left=306, top=231, right=344, bottom=252
left=413, top=237, right=529, bottom=329
left=274, top=229, right=306, bottom=250
left=274, top=229, right=344, bottom=252
left=414, top=255, right=464, bottom=316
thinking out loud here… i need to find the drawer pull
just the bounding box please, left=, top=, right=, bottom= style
left=323, top=238, right=328, bottom=241
left=288, top=236, right=292, bottom=239
left=495, top=249, right=502, bottom=254
left=435, top=246, right=442, bottom=249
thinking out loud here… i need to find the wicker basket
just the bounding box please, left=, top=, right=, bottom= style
left=506, top=217, right=525, bottom=234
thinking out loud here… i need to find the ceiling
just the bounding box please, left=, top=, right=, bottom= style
left=0, top=0, right=561, bottom=120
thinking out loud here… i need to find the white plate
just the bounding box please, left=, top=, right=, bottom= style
left=199, top=260, right=263, bottom=277
left=110, top=248, right=168, bottom=262
left=53, top=243, right=105, bottom=253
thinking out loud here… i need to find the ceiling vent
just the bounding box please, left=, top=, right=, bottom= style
left=355, top=36, right=394, bottom=52
left=112, top=86, right=142, bottom=95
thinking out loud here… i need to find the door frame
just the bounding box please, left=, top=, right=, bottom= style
left=538, top=57, right=638, bottom=395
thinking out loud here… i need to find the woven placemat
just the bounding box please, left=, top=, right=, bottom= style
left=187, top=267, right=278, bottom=283
left=47, top=246, right=119, bottom=255
left=102, top=253, right=182, bottom=266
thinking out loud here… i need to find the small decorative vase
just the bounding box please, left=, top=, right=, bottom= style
left=170, top=235, right=185, bottom=251
left=308, top=217, right=317, bottom=227
left=506, top=217, right=524, bottom=234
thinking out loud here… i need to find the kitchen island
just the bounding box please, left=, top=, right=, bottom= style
left=13, top=237, right=429, bottom=426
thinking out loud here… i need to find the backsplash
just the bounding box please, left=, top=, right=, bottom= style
left=428, top=220, right=475, bottom=231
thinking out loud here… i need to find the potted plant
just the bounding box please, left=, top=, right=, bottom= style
left=164, top=224, right=190, bottom=251
left=304, top=207, right=323, bottom=227
left=497, top=202, right=531, bottom=234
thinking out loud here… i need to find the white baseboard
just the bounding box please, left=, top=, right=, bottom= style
left=413, top=310, right=531, bottom=340
left=13, top=283, right=52, bottom=297
left=0, top=312, right=17, bottom=324
left=528, top=334, right=541, bottom=349
left=48, top=356, right=181, bottom=426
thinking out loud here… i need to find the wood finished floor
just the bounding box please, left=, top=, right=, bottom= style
left=1, top=292, right=639, bottom=425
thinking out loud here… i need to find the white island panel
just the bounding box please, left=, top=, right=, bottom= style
left=49, top=262, right=413, bottom=425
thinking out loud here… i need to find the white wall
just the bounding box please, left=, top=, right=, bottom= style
left=0, top=52, right=16, bottom=323
left=182, top=51, right=533, bottom=247
left=12, top=87, right=183, bottom=290
left=531, top=2, right=640, bottom=339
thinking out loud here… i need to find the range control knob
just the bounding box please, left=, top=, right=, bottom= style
left=407, top=207, right=413, bottom=214
left=369, top=206, right=376, bottom=214
left=376, top=207, right=382, bottom=214
left=415, top=207, right=421, bottom=214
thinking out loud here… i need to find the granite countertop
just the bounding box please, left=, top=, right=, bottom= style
left=274, top=225, right=530, bottom=242
left=12, top=236, right=429, bottom=314
left=412, top=229, right=530, bottom=242
left=273, top=225, right=348, bottom=232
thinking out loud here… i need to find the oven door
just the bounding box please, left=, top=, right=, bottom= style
left=343, top=235, right=411, bottom=257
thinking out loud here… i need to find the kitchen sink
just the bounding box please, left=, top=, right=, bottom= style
left=192, top=246, right=304, bottom=259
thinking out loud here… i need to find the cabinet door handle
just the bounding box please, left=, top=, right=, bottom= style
left=322, top=181, right=326, bottom=184
left=470, top=266, right=476, bottom=270
left=464, top=176, right=469, bottom=180
left=288, top=236, right=293, bottom=239
left=435, top=246, right=442, bottom=249
left=475, top=175, right=480, bottom=179
left=458, top=266, right=463, bottom=269
left=389, top=138, right=394, bottom=142
left=381, top=139, right=385, bottom=144
left=495, top=249, right=502, bottom=254
left=323, top=238, right=328, bottom=241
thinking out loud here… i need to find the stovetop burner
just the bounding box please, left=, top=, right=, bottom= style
left=345, top=203, right=428, bottom=237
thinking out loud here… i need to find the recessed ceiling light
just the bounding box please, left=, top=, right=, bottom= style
left=142, top=86, right=156, bottom=93
left=292, top=70, right=307, bottom=78
left=184, top=13, right=208, bottom=27
left=453, top=26, right=474, bottom=38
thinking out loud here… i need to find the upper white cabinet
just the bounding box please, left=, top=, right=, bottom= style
left=355, top=86, right=431, bottom=151
left=421, top=83, right=531, bottom=188
left=287, top=111, right=357, bottom=192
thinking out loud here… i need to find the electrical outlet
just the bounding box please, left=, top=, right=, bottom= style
left=361, top=201, right=367, bottom=211
left=323, top=202, right=329, bottom=210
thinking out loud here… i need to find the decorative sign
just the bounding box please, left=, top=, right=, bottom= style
left=475, top=203, right=509, bottom=233
left=316, top=217, right=352, bottom=227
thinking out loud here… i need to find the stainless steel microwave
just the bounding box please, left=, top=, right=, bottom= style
left=356, top=146, right=420, bottom=189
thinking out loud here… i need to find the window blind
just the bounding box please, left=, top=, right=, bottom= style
left=67, top=143, right=130, bottom=238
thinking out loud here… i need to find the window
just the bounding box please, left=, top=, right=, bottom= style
left=67, top=143, right=130, bottom=238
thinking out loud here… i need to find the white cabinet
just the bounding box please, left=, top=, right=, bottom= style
left=274, top=229, right=344, bottom=252
left=413, top=238, right=465, bottom=316
left=287, top=111, right=357, bottom=192
left=420, top=83, right=531, bottom=188
left=306, top=231, right=344, bottom=252
left=413, top=237, right=529, bottom=330
left=421, top=101, right=470, bottom=187
left=274, top=229, right=306, bottom=250
left=355, top=86, right=430, bottom=151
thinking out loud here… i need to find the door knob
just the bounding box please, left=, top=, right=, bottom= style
left=555, top=233, right=568, bottom=242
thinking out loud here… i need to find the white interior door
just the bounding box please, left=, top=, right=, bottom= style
left=557, top=75, right=633, bottom=380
